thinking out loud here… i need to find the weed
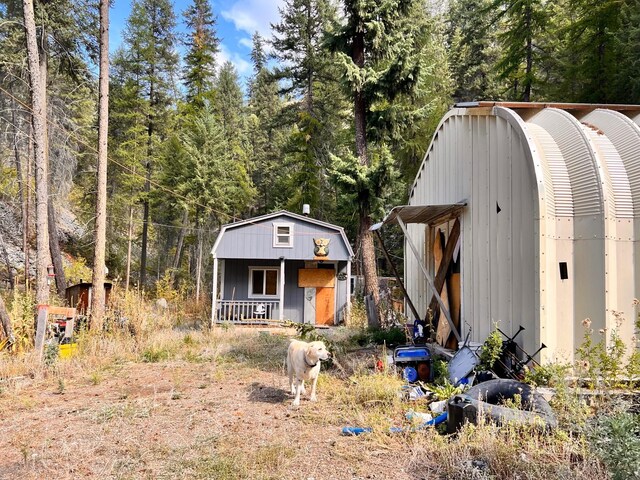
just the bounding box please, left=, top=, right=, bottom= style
left=56, top=378, right=65, bottom=394
left=587, top=411, right=640, bottom=480
left=89, top=370, right=103, bottom=385
left=43, top=342, right=59, bottom=366
left=429, top=379, right=464, bottom=401
left=524, top=362, right=571, bottom=388
left=479, top=328, right=502, bottom=371
left=346, top=297, right=367, bottom=329
left=432, top=358, right=450, bottom=385
left=141, top=346, right=171, bottom=363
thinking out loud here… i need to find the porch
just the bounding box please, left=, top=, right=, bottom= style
left=214, top=300, right=280, bottom=324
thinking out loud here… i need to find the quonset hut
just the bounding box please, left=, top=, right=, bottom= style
left=394, top=102, right=640, bottom=363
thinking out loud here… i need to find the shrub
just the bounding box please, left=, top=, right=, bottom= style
left=479, top=328, right=502, bottom=371
left=587, top=412, right=640, bottom=480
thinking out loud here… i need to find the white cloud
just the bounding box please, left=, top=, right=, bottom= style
left=221, top=0, right=284, bottom=37
left=238, top=37, right=253, bottom=49
left=218, top=43, right=252, bottom=76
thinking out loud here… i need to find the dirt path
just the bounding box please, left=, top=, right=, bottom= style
left=0, top=355, right=417, bottom=480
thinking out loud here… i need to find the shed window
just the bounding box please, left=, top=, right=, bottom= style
left=249, top=267, right=279, bottom=297
left=273, top=223, right=294, bottom=247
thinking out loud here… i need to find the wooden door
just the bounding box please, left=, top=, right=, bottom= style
left=315, top=286, right=335, bottom=325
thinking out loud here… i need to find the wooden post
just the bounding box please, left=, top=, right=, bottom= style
left=34, top=304, right=48, bottom=360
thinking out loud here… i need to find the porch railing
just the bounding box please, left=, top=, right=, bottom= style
left=215, top=300, right=280, bottom=324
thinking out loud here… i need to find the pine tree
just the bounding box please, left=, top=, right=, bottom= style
left=325, top=0, right=425, bottom=316
left=270, top=0, right=344, bottom=219
left=247, top=35, right=287, bottom=214
left=489, top=0, right=548, bottom=101
left=611, top=0, right=640, bottom=103
left=214, top=62, right=244, bottom=137
left=183, top=0, right=220, bottom=109
left=446, top=0, right=503, bottom=101
left=90, top=0, right=109, bottom=329
left=557, top=0, right=621, bottom=102
left=250, top=32, right=267, bottom=73
left=116, top=0, right=179, bottom=287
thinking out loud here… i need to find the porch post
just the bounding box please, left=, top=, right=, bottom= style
left=279, top=257, right=285, bottom=321
left=346, top=259, right=352, bottom=320
left=211, top=256, right=218, bottom=327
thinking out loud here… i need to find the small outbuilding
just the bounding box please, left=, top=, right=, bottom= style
left=383, top=102, right=640, bottom=363
left=210, top=210, right=354, bottom=325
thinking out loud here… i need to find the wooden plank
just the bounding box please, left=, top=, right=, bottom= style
left=316, top=287, right=335, bottom=325
left=298, top=269, right=335, bottom=288
left=426, top=219, right=461, bottom=329
left=445, top=272, right=461, bottom=350
left=47, top=306, right=76, bottom=318
left=34, top=305, right=48, bottom=360
left=434, top=229, right=451, bottom=346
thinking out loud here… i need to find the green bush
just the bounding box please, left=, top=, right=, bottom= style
left=141, top=346, right=171, bottom=363
left=587, top=412, right=640, bottom=480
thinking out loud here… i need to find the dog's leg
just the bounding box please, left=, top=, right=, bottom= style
left=310, top=375, right=319, bottom=402
left=300, top=380, right=306, bottom=395
left=292, top=378, right=302, bottom=406
left=288, top=359, right=295, bottom=395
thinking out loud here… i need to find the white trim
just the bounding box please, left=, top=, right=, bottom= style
left=273, top=222, right=294, bottom=248
left=248, top=266, right=280, bottom=298
left=346, top=260, right=352, bottom=320
left=211, top=257, right=218, bottom=327
left=279, top=258, right=285, bottom=320
left=219, top=259, right=225, bottom=300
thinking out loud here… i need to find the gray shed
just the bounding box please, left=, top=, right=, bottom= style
left=211, top=210, right=354, bottom=325
left=382, top=102, right=640, bottom=363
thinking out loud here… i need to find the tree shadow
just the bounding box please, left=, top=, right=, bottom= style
left=247, top=382, right=290, bottom=404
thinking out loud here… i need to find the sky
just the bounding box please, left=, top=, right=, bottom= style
left=109, top=0, right=285, bottom=85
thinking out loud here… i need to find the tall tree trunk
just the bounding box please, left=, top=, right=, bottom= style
left=38, top=24, right=66, bottom=297
left=47, top=199, right=66, bottom=295
left=91, top=0, right=110, bottom=330
left=195, top=221, right=203, bottom=303
left=140, top=75, right=154, bottom=288
left=523, top=6, right=532, bottom=102
left=0, top=293, right=13, bottom=344
left=125, top=206, right=134, bottom=292
left=22, top=0, right=49, bottom=306
left=140, top=163, right=150, bottom=289
left=171, top=209, right=189, bottom=284
left=352, top=28, right=380, bottom=317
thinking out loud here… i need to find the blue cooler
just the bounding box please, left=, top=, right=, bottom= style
left=394, top=345, right=433, bottom=383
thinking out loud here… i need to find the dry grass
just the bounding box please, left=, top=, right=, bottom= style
left=0, top=311, right=619, bottom=479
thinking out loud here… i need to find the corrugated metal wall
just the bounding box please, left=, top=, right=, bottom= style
left=407, top=105, right=640, bottom=363
left=407, top=108, right=538, bottom=355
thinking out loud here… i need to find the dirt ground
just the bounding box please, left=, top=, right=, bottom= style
left=0, top=331, right=421, bottom=480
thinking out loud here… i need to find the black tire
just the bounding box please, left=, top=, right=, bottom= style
left=447, top=379, right=557, bottom=432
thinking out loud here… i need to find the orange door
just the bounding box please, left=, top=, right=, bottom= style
left=315, top=286, right=335, bottom=325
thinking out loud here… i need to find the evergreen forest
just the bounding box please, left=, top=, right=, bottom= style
left=0, top=0, right=638, bottom=314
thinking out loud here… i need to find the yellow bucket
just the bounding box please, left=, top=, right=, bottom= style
left=59, top=343, right=77, bottom=358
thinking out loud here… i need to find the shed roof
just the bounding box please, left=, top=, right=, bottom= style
left=211, top=210, right=354, bottom=259
left=371, top=202, right=467, bottom=230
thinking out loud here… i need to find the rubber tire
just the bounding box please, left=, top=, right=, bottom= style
left=447, top=379, right=557, bottom=432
